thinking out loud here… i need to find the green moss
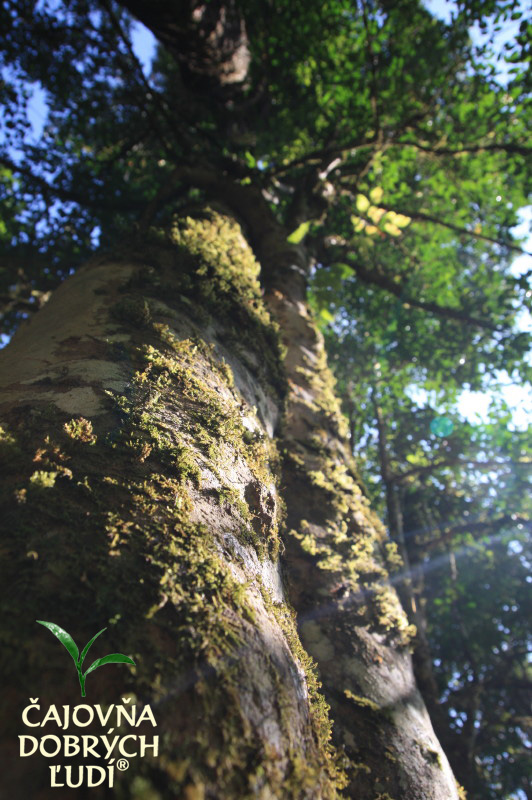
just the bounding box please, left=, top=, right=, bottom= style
left=101, top=317, right=282, bottom=559
left=373, top=585, right=416, bottom=646
left=170, top=212, right=267, bottom=323
left=29, top=470, right=58, bottom=489
left=64, top=417, right=97, bottom=444
left=165, top=210, right=287, bottom=396
left=343, top=689, right=380, bottom=712
left=285, top=432, right=414, bottom=645
left=294, top=347, right=348, bottom=437
left=263, top=591, right=349, bottom=794
left=0, top=424, right=16, bottom=446
left=384, top=541, right=403, bottom=571
left=111, top=295, right=151, bottom=327
left=173, top=445, right=202, bottom=487
left=217, top=358, right=234, bottom=388
left=217, top=486, right=250, bottom=520
left=289, top=515, right=386, bottom=592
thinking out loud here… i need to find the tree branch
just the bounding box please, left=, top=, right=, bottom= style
left=392, top=458, right=518, bottom=485
left=0, top=156, right=89, bottom=207
left=419, top=514, right=531, bottom=550
left=99, top=0, right=207, bottom=157
left=338, top=186, right=532, bottom=257
left=0, top=154, right=137, bottom=215
left=269, top=134, right=530, bottom=181
left=115, top=0, right=251, bottom=99
left=322, top=246, right=500, bottom=330
left=397, top=139, right=532, bottom=158
left=402, top=208, right=531, bottom=256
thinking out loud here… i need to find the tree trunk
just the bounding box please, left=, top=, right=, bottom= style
left=0, top=210, right=459, bottom=798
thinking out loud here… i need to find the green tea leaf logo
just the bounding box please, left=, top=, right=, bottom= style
left=36, top=620, right=135, bottom=697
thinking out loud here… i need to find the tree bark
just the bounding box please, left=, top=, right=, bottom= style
left=0, top=210, right=458, bottom=798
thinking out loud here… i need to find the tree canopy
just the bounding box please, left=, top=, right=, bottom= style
left=1, top=1, right=530, bottom=797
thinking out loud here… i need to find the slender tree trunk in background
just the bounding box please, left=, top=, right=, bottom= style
left=0, top=210, right=459, bottom=798
left=373, top=399, right=452, bottom=761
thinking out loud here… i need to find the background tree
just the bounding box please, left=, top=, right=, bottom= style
left=322, top=286, right=531, bottom=798
left=0, top=0, right=530, bottom=798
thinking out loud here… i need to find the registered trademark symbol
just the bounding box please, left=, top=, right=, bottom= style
left=117, top=759, right=129, bottom=771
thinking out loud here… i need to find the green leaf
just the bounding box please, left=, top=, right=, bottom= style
left=84, top=653, right=135, bottom=677
left=356, top=194, right=370, bottom=213
left=36, top=620, right=79, bottom=664
left=319, top=308, right=335, bottom=324
left=287, top=220, right=311, bottom=244
left=79, top=627, right=107, bottom=669
left=244, top=151, right=256, bottom=168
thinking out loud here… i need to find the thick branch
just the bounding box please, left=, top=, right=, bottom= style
left=269, top=135, right=530, bottom=181
left=115, top=0, right=251, bottom=98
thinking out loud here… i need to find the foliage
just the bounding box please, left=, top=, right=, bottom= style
left=0, top=0, right=530, bottom=797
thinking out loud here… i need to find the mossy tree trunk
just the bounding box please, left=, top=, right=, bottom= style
left=0, top=210, right=458, bottom=799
